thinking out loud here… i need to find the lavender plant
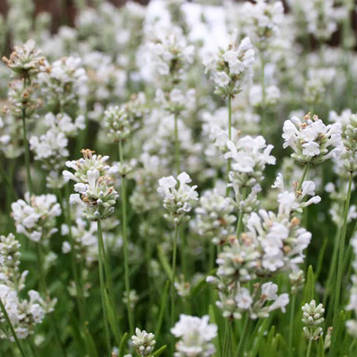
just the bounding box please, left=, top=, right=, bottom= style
left=0, top=0, right=356, bottom=356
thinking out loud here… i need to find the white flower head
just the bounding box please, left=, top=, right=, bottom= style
left=282, top=113, right=340, bottom=164
left=157, top=172, right=198, bottom=224
left=171, top=315, right=217, bottom=357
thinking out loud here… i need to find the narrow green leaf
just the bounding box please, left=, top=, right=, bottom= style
left=155, top=280, right=170, bottom=336
left=103, top=289, right=121, bottom=348
left=151, top=345, right=167, bottom=356
left=303, top=265, right=315, bottom=302
left=158, top=245, right=173, bottom=281
left=118, top=332, right=128, bottom=357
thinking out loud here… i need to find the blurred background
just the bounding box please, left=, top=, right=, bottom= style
left=0, top=1, right=149, bottom=30
left=0, top=0, right=356, bottom=44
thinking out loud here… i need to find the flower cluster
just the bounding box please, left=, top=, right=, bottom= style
left=11, top=193, right=61, bottom=243
left=157, top=172, right=198, bottom=224
left=0, top=286, right=49, bottom=340
left=146, top=25, right=194, bottom=87
left=240, top=0, right=284, bottom=48
left=193, top=189, right=236, bottom=245
left=131, top=328, right=156, bottom=357
left=104, top=92, right=146, bottom=142
left=0, top=233, right=23, bottom=289
left=204, top=37, right=255, bottom=97
left=39, top=56, right=88, bottom=109
left=282, top=113, right=340, bottom=164
left=171, top=315, right=217, bottom=357
left=225, top=135, right=275, bottom=212
left=63, top=149, right=118, bottom=219
left=0, top=233, right=53, bottom=340
left=302, top=300, right=325, bottom=341
left=30, top=112, right=85, bottom=188
left=212, top=280, right=289, bottom=320
left=208, top=176, right=320, bottom=319
left=2, top=39, right=46, bottom=79
left=329, top=109, right=357, bottom=177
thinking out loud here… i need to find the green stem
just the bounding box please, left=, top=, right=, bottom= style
left=226, top=95, right=232, bottom=196
left=333, top=173, right=353, bottom=321
left=180, top=225, right=188, bottom=278
left=97, top=218, right=112, bottom=354
left=209, top=243, right=215, bottom=271
left=0, top=298, right=26, bottom=357
left=260, top=52, right=266, bottom=125
left=236, top=314, right=249, bottom=357
left=170, top=223, right=179, bottom=327
left=306, top=340, right=312, bottom=357
left=223, top=320, right=233, bottom=357
left=297, top=164, right=310, bottom=191
left=174, top=114, right=180, bottom=174
left=99, top=220, right=121, bottom=346
left=36, top=244, right=67, bottom=356
left=228, top=95, right=232, bottom=140
left=236, top=188, right=247, bottom=238
left=288, top=294, right=296, bottom=355
left=21, top=108, right=33, bottom=195
left=119, top=140, right=134, bottom=335
left=236, top=208, right=244, bottom=238
left=64, top=189, right=97, bottom=357
left=323, top=225, right=341, bottom=306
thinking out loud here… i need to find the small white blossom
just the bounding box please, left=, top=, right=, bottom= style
left=171, top=315, right=217, bottom=357
left=204, top=37, right=255, bottom=97
left=63, top=149, right=118, bottom=219
left=302, top=300, right=325, bottom=341
left=11, top=194, right=61, bottom=243
left=131, top=328, right=156, bottom=357
left=282, top=113, right=340, bottom=164
left=193, top=189, right=236, bottom=245
left=157, top=172, right=198, bottom=224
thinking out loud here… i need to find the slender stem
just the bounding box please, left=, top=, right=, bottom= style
left=97, top=218, right=112, bottom=353
left=226, top=95, right=232, bottom=196
left=236, top=188, right=247, bottom=238
left=209, top=243, right=215, bottom=271
left=223, top=320, right=232, bottom=357
left=288, top=293, right=296, bottom=354
left=119, top=140, right=134, bottom=335
left=180, top=225, right=188, bottom=278
left=98, top=222, right=121, bottom=344
left=260, top=52, right=266, bottom=125
left=174, top=113, right=180, bottom=174
left=36, top=244, right=67, bottom=356
left=0, top=298, right=26, bottom=357
left=228, top=95, right=232, bottom=140
left=236, top=208, right=244, bottom=239
left=36, top=245, right=47, bottom=294
left=170, top=223, right=179, bottom=327
left=64, top=189, right=97, bottom=357
left=306, top=340, right=312, bottom=357
left=323, top=225, right=341, bottom=306
left=21, top=108, right=33, bottom=195
left=333, top=173, right=353, bottom=321
left=297, top=164, right=310, bottom=191
left=236, top=314, right=249, bottom=357
left=174, top=114, right=181, bottom=174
